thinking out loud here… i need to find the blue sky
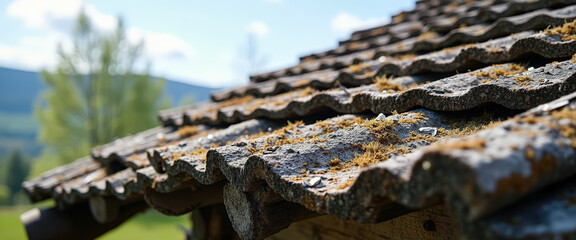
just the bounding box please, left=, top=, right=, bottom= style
left=0, top=0, right=415, bottom=88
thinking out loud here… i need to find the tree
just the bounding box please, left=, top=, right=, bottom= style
left=246, top=33, right=267, bottom=76
left=233, top=33, right=268, bottom=82
left=4, top=149, right=29, bottom=204
left=34, top=10, right=169, bottom=169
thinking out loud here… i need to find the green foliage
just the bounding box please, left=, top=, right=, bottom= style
left=100, top=209, right=188, bottom=239
left=0, top=207, right=28, bottom=240
left=178, top=94, right=196, bottom=106
left=4, top=150, right=29, bottom=204
left=0, top=185, right=10, bottom=205
left=35, top=10, right=169, bottom=169
left=0, top=207, right=187, bottom=240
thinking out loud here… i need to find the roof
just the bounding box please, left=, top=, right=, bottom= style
left=22, top=0, right=576, bottom=239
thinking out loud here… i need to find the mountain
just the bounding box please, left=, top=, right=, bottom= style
left=0, top=67, right=47, bottom=114
left=0, top=66, right=218, bottom=159
left=0, top=67, right=216, bottom=113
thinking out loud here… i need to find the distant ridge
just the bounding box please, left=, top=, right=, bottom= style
left=0, top=66, right=219, bottom=158
left=0, top=66, right=218, bottom=114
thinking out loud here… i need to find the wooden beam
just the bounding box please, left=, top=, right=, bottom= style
left=190, top=204, right=240, bottom=240
left=89, top=195, right=120, bottom=223
left=223, top=183, right=319, bottom=240
left=20, top=201, right=148, bottom=240
left=144, top=181, right=225, bottom=216
left=267, top=203, right=459, bottom=240
left=89, top=194, right=142, bottom=223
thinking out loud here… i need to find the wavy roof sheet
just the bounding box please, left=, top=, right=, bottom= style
left=22, top=0, right=576, bottom=239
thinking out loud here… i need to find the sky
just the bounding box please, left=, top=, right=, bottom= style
left=0, top=0, right=415, bottom=88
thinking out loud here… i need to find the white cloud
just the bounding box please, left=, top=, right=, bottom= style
left=330, top=12, right=387, bottom=36
left=7, top=0, right=80, bottom=30
left=127, top=28, right=195, bottom=61
left=0, top=34, right=60, bottom=70
left=3, top=0, right=196, bottom=77
left=83, top=4, right=117, bottom=33
left=7, top=0, right=115, bottom=34
left=246, top=21, right=269, bottom=37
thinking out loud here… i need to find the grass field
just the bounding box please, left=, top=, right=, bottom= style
left=0, top=207, right=27, bottom=240
left=0, top=206, right=189, bottom=239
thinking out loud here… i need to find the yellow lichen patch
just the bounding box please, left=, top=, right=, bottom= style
left=360, top=118, right=401, bottom=144
left=329, top=157, right=340, bottom=166
left=572, top=53, right=576, bottom=63
left=300, top=56, right=315, bottom=63
left=544, top=20, right=576, bottom=41
left=246, top=147, right=258, bottom=154
left=374, top=75, right=404, bottom=92
left=312, top=116, right=367, bottom=136
left=418, top=31, right=439, bottom=41
left=525, top=148, right=535, bottom=161
left=335, top=117, right=404, bottom=169
left=393, top=53, right=417, bottom=61
left=336, top=178, right=356, bottom=190
left=550, top=107, right=576, bottom=149
left=436, top=137, right=487, bottom=151
left=392, top=12, right=406, bottom=23
left=240, top=120, right=316, bottom=155
left=371, top=28, right=386, bottom=36
left=298, top=87, right=317, bottom=98
left=405, top=131, right=438, bottom=143
left=219, top=95, right=254, bottom=108
left=335, top=116, right=364, bottom=130
left=441, top=112, right=501, bottom=136
left=348, top=62, right=369, bottom=74
left=346, top=111, right=498, bottom=169
left=446, top=2, right=458, bottom=11
left=185, top=147, right=209, bottom=162
left=473, top=64, right=527, bottom=83
left=315, top=120, right=332, bottom=133
left=348, top=42, right=362, bottom=51
left=487, top=45, right=501, bottom=53
left=514, top=74, right=533, bottom=86
left=295, top=79, right=311, bottom=87
left=177, top=125, right=199, bottom=137
left=397, top=112, right=427, bottom=124
left=350, top=141, right=395, bottom=167
left=491, top=153, right=557, bottom=197
left=127, top=152, right=147, bottom=161
left=171, top=152, right=186, bottom=160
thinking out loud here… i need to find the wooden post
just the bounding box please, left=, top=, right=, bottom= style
left=144, top=181, right=225, bottom=216
left=223, top=183, right=319, bottom=240
left=89, top=195, right=120, bottom=223
left=191, top=204, right=239, bottom=240
left=21, top=201, right=148, bottom=240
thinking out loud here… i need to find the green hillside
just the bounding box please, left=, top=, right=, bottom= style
left=0, top=66, right=218, bottom=159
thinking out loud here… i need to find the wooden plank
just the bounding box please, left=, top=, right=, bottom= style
left=21, top=201, right=148, bottom=240
left=267, top=203, right=458, bottom=240
left=144, top=181, right=225, bottom=216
